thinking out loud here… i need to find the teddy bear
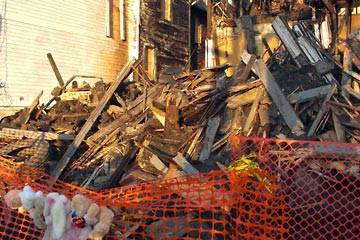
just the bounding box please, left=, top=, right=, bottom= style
left=68, top=194, right=96, bottom=240
left=28, top=191, right=46, bottom=229
left=42, top=192, right=72, bottom=240
left=3, top=189, right=23, bottom=211
left=84, top=202, right=100, bottom=225
left=88, top=206, right=114, bottom=240
left=71, top=194, right=92, bottom=222
left=19, top=185, right=36, bottom=211
left=3, top=185, right=40, bottom=214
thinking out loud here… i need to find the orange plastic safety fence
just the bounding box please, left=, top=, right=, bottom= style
left=231, top=136, right=360, bottom=240
left=0, top=156, right=286, bottom=239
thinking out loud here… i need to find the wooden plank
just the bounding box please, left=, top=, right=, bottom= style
left=150, top=155, right=168, bottom=175
left=172, top=152, right=199, bottom=174
left=314, top=60, right=335, bottom=75
left=328, top=100, right=360, bottom=113
left=344, top=69, right=360, bottom=82
left=330, top=96, right=356, bottom=119
left=51, top=59, right=136, bottom=181
left=149, top=101, right=166, bottom=126
left=186, top=126, right=204, bottom=158
left=341, top=48, right=353, bottom=95
left=258, top=104, right=270, bottom=126
left=253, top=59, right=305, bottom=136
left=308, top=84, right=337, bottom=136
left=227, top=87, right=260, bottom=109
left=229, top=79, right=261, bottom=93
left=47, top=53, right=65, bottom=87
left=243, top=87, right=264, bottom=134
left=198, top=116, right=221, bottom=163
left=272, top=16, right=307, bottom=67
left=165, top=97, right=180, bottom=137
left=0, top=128, right=74, bottom=141
left=233, top=54, right=256, bottom=85
left=346, top=86, right=360, bottom=101
left=114, top=93, right=127, bottom=108
left=296, top=36, right=338, bottom=85
left=331, top=109, right=346, bottom=142
left=262, top=37, right=273, bottom=56
left=287, top=85, right=332, bottom=104
left=21, top=90, right=43, bottom=129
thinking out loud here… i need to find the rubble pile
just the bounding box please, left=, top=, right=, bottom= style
left=1, top=18, right=360, bottom=191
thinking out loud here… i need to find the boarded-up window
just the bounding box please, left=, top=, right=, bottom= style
left=144, top=45, right=157, bottom=80
left=161, top=0, right=173, bottom=22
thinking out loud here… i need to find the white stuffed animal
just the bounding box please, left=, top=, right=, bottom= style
left=19, top=185, right=36, bottom=211
left=43, top=193, right=72, bottom=240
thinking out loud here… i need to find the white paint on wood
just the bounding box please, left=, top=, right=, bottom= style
left=0, top=0, right=139, bottom=107
left=205, top=39, right=214, bottom=67
left=150, top=155, right=168, bottom=175
left=173, top=152, right=199, bottom=174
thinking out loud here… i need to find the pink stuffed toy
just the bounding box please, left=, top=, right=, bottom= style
left=43, top=193, right=72, bottom=240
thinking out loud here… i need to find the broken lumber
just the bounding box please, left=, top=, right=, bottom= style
left=272, top=16, right=307, bottom=68
left=20, top=91, right=43, bottom=129
left=51, top=58, right=137, bottom=181
left=47, top=53, right=65, bottom=87
left=199, top=116, right=221, bottom=163
left=228, top=79, right=262, bottom=94
left=253, top=59, right=305, bottom=136
left=233, top=54, right=256, bottom=85
left=227, top=87, right=261, bottom=109
left=150, top=155, right=168, bottom=175
left=243, top=87, right=265, bottom=134
left=172, top=152, right=199, bottom=174
left=331, top=109, right=346, bottom=142
left=287, top=85, right=332, bottom=104
left=87, top=85, right=159, bottom=145
left=308, top=84, right=337, bottom=136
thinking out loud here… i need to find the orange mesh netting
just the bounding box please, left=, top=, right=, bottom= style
left=0, top=155, right=286, bottom=239
left=231, top=136, right=360, bottom=240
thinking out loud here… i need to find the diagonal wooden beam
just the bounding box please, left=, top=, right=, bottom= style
left=51, top=59, right=137, bottom=181
left=47, top=53, right=65, bottom=87
left=253, top=59, right=305, bottom=136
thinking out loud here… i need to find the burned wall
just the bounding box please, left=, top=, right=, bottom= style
left=139, top=0, right=190, bottom=75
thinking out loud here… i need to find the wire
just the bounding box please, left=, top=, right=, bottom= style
left=0, top=0, right=12, bottom=106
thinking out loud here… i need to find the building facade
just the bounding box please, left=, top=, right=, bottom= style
left=0, top=0, right=141, bottom=107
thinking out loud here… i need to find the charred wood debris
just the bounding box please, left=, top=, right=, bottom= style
left=1, top=18, right=360, bottom=191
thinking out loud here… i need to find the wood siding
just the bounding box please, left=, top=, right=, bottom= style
left=139, top=0, right=189, bottom=75
left=0, top=0, right=139, bottom=107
